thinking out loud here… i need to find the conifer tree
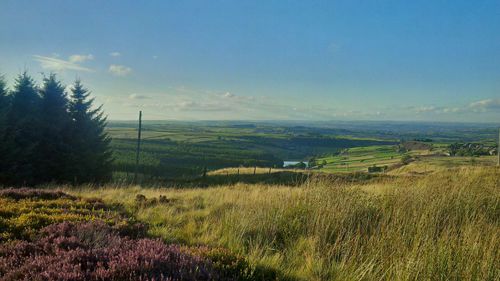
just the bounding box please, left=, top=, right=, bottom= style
left=35, top=74, right=72, bottom=183
left=0, top=75, right=8, bottom=131
left=0, top=75, right=8, bottom=138
left=68, top=79, right=112, bottom=183
left=3, top=72, right=41, bottom=185
left=0, top=75, right=10, bottom=182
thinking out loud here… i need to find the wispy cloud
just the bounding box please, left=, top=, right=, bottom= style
left=108, top=64, right=132, bottom=76
left=33, top=55, right=94, bottom=72
left=177, top=100, right=232, bottom=112
left=68, top=54, right=94, bottom=63
left=468, top=99, right=500, bottom=112
left=129, top=93, right=151, bottom=99
left=110, top=52, right=121, bottom=57
left=412, top=98, right=500, bottom=115
left=221, top=92, right=235, bottom=98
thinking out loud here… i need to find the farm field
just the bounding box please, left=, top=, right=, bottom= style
left=390, top=155, right=498, bottom=175
left=106, top=121, right=498, bottom=181
left=316, top=145, right=428, bottom=173
left=65, top=166, right=500, bottom=281
left=107, top=121, right=399, bottom=181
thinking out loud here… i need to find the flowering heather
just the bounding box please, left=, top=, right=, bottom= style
left=0, top=222, right=221, bottom=281
left=0, top=188, right=76, bottom=200
left=0, top=189, right=258, bottom=280
left=0, top=189, right=139, bottom=241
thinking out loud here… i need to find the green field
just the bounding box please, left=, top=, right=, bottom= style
left=106, top=121, right=498, bottom=182
left=107, top=121, right=398, bottom=181
left=317, top=145, right=424, bottom=173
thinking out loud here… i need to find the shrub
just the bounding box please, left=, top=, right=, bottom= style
left=0, top=190, right=136, bottom=241
left=0, top=188, right=75, bottom=200
left=135, top=193, right=172, bottom=207
left=0, top=222, right=220, bottom=280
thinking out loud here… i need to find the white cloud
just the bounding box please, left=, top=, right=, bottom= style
left=110, top=52, right=121, bottom=57
left=468, top=99, right=500, bottom=112
left=68, top=54, right=94, bottom=63
left=177, top=100, right=231, bottom=112
left=415, top=106, right=440, bottom=113
left=152, top=55, right=158, bottom=60
left=411, top=98, right=500, bottom=115
left=108, top=64, right=132, bottom=76
left=33, top=55, right=93, bottom=72
left=222, top=92, right=234, bottom=98
left=129, top=93, right=151, bottom=99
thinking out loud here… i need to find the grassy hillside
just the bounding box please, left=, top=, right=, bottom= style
left=0, top=189, right=277, bottom=280
left=68, top=166, right=500, bottom=281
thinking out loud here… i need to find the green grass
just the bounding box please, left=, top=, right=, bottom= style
left=390, top=155, right=497, bottom=175
left=67, top=166, right=500, bottom=281
left=317, top=145, right=421, bottom=172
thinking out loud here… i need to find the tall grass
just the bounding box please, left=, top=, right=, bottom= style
left=68, top=167, right=500, bottom=280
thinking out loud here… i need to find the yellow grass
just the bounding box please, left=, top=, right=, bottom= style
left=66, top=166, right=500, bottom=281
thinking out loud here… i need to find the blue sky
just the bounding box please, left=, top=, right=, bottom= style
left=1, top=0, right=499, bottom=122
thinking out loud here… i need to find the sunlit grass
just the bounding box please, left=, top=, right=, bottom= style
left=67, top=166, right=500, bottom=281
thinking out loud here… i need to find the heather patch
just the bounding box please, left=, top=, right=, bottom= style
left=0, top=222, right=218, bottom=281
left=0, top=188, right=76, bottom=200
left=0, top=189, right=135, bottom=241
left=0, top=189, right=261, bottom=281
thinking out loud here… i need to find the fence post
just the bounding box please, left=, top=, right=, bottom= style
left=497, top=128, right=500, bottom=166
left=133, top=111, right=142, bottom=184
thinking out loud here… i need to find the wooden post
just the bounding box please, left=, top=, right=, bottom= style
left=253, top=166, right=256, bottom=175
left=268, top=167, right=271, bottom=174
left=134, top=111, right=142, bottom=183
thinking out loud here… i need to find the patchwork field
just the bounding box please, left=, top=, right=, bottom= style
left=107, top=121, right=398, bottom=181
left=316, top=145, right=430, bottom=173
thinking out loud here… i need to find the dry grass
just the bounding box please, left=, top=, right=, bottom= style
left=67, top=166, right=500, bottom=281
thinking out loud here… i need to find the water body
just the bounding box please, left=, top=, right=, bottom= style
left=283, top=161, right=309, bottom=168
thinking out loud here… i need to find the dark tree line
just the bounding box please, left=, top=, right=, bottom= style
left=0, top=72, right=112, bottom=186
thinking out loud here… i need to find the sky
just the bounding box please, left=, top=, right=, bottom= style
left=0, top=0, right=499, bottom=122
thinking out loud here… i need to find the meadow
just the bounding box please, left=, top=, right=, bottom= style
left=66, top=165, right=500, bottom=281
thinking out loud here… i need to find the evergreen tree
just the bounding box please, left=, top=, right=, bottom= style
left=3, top=72, right=41, bottom=185
left=0, top=75, right=9, bottom=139
left=0, top=75, right=8, bottom=131
left=0, top=75, right=10, bottom=183
left=68, top=80, right=113, bottom=183
left=35, top=74, right=73, bottom=183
